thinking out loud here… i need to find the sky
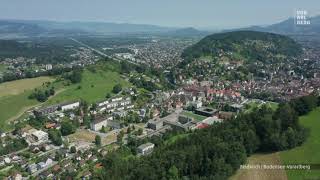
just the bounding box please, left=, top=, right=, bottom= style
left=1, top=0, right=320, bottom=29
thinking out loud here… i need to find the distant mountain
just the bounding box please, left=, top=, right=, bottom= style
left=0, top=19, right=177, bottom=38
left=181, top=31, right=302, bottom=66
left=0, top=20, right=46, bottom=38
left=243, top=16, right=320, bottom=35
left=166, top=27, right=210, bottom=37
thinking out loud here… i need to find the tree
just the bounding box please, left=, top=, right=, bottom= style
left=68, top=70, right=82, bottom=83
left=167, top=166, right=179, bottom=180
left=95, top=135, right=102, bottom=146
left=137, top=128, right=143, bottom=136
left=112, top=84, right=122, bottom=94
left=117, top=131, right=124, bottom=144
left=70, top=146, right=77, bottom=153
left=83, top=115, right=91, bottom=129
left=48, top=129, right=63, bottom=146
left=61, top=121, right=76, bottom=136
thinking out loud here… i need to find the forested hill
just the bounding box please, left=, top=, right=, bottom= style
left=181, top=31, right=303, bottom=65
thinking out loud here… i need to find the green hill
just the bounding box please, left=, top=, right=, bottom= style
left=181, top=31, right=302, bottom=65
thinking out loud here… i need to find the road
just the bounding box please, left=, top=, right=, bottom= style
left=69, top=38, right=111, bottom=59
left=69, top=38, right=139, bottom=65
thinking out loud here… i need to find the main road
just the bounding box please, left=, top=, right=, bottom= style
left=69, top=38, right=139, bottom=65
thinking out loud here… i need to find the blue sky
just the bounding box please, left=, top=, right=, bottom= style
left=1, top=0, right=319, bottom=29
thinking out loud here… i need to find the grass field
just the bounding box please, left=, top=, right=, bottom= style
left=0, top=68, right=129, bottom=130
left=0, top=77, right=54, bottom=130
left=0, top=92, right=39, bottom=130
left=181, top=111, right=207, bottom=122
left=280, top=107, right=320, bottom=180
left=46, top=70, right=130, bottom=104
left=230, top=153, right=287, bottom=180
left=0, top=76, right=53, bottom=97
left=244, top=101, right=278, bottom=113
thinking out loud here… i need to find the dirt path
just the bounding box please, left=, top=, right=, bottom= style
left=230, top=152, right=288, bottom=180
left=7, top=88, right=66, bottom=123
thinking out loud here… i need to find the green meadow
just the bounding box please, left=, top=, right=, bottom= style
left=280, top=107, right=320, bottom=180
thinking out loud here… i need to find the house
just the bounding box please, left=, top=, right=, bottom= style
left=11, top=172, right=22, bottom=180
left=31, top=130, right=48, bottom=143
left=90, top=116, right=112, bottom=131
left=137, top=143, right=155, bottom=155
left=81, top=171, right=92, bottom=180
left=112, top=110, right=127, bottom=118
left=45, top=64, right=53, bottom=70
left=34, top=105, right=59, bottom=116
left=97, top=97, right=133, bottom=112
left=28, top=163, right=37, bottom=174
left=37, top=162, right=46, bottom=169
left=189, top=100, right=202, bottom=109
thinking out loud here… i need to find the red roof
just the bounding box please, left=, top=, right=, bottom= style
left=197, top=123, right=210, bottom=129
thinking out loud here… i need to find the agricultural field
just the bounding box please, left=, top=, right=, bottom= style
left=0, top=76, right=53, bottom=97
left=280, top=107, right=320, bottom=180
left=181, top=111, right=207, bottom=122
left=46, top=69, right=130, bottom=105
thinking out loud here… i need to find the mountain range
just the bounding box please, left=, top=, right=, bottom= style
left=0, top=15, right=319, bottom=38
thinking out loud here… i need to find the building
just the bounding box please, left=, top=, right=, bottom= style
left=189, top=100, right=202, bottom=109
left=195, top=107, right=218, bottom=117
left=178, top=115, right=193, bottom=124
left=90, top=116, right=112, bottom=131
left=34, top=105, right=59, bottom=116
left=97, top=97, right=133, bottom=112
left=60, top=101, right=80, bottom=111
left=45, top=64, right=53, bottom=70
left=31, top=130, right=48, bottom=142
left=28, top=163, right=37, bottom=174
left=137, top=143, right=155, bottom=155
left=147, top=119, right=163, bottom=130
left=107, top=120, right=121, bottom=129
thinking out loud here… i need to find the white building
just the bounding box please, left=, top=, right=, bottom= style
left=31, top=130, right=48, bottom=143
left=90, top=116, right=113, bottom=131
left=60, top=101, right=80, bottom=111
left=45, top=64, right=53, bottom=70
left=137, top=143, right=155, bottom=155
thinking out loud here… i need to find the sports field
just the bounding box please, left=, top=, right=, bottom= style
left=181, top=111, right=207, bottom=122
